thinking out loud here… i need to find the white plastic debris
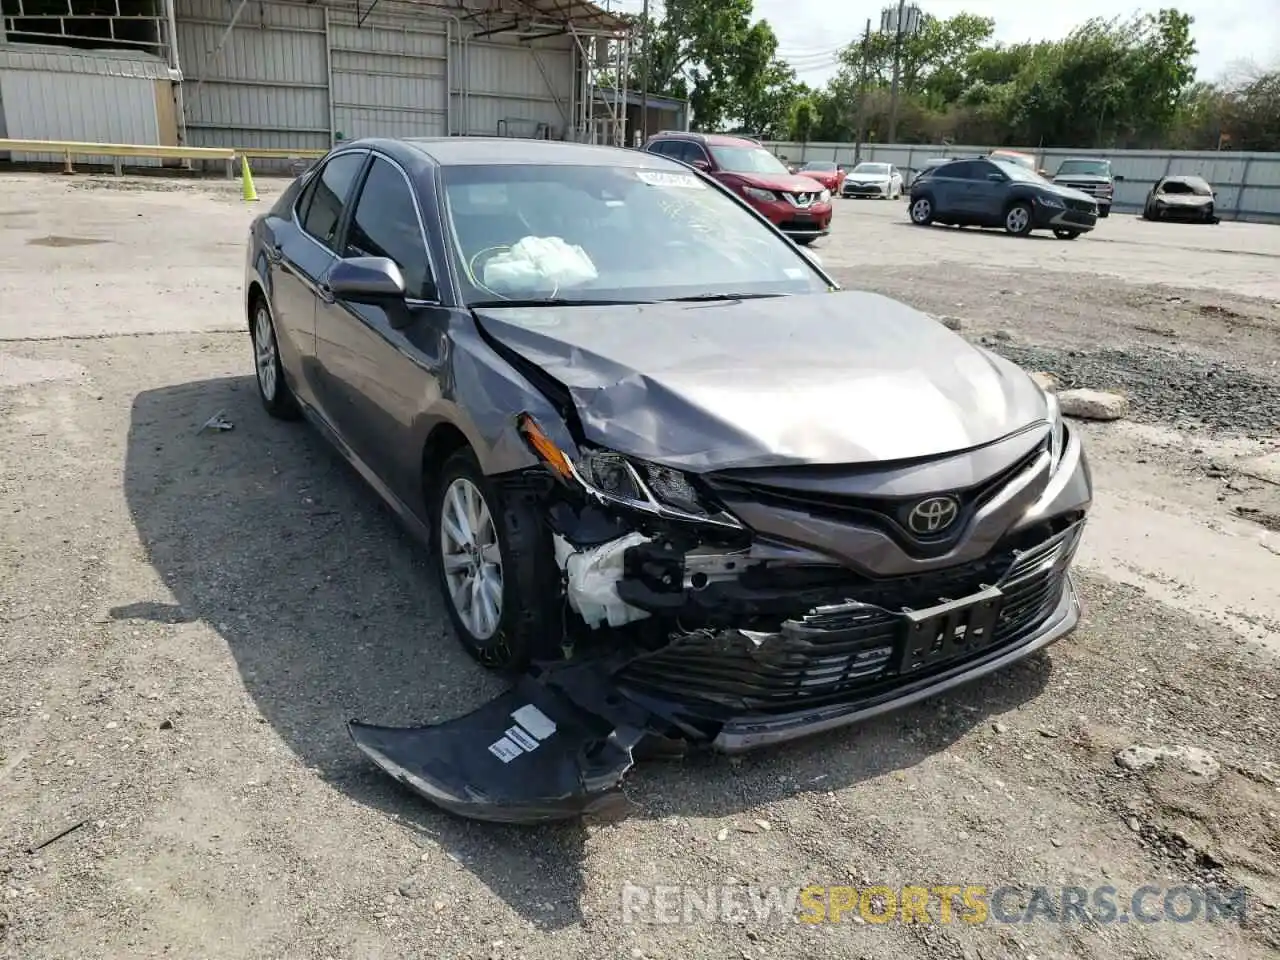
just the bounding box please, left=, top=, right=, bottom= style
left=483, top=236, right=598, bottom=292
left=553, top=532, right=652, bottom=629
left=200, top=410, right=234, bottom=432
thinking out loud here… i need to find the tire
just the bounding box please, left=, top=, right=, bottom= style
left=250, top=295, right=300, bottom=419
left=795, top=237, right=816, bottom=246
left=430, top=448, right=560, bottom=671
left=1098, top=206, right=1110, bottom=218
left=1004, top=202, right=1034, bottom=236
left=1053, top=229, right=1081, bottom=240
left=909, top=195, right=934, bottom=225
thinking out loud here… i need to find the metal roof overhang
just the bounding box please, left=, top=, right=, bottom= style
left=338, top=0, right=629, bottom=35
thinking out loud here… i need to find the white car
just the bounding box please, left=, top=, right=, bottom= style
left=840, top=162, right=904, bottom=199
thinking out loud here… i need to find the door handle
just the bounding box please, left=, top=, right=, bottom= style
left=266, top=243, right=283, bottom=263
left=317, top=282, right=336, bottom=304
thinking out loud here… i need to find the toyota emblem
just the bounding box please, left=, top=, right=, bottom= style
left=907, top=496, right=960, bottom=535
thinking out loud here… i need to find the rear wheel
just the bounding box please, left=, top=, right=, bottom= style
left=250, top=296, right=299, bottom=419
left=794, top=236, right=816, bottom=247
left=1004, top=202, right=1034, bottom=236
left=909, top=195, right=934, bottom=225
left=430, top=449, right=560, bottom=671
left=1053, top=229, right=1081, bottom=240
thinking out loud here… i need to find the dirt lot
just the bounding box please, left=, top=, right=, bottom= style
left=1, top=173, right=1279, bottom=960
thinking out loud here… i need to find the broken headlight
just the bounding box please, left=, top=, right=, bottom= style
left=517, top=414, right=743, bottom=529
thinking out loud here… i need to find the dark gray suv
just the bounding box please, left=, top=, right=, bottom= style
left=908, top=157, right=1099, bottom=239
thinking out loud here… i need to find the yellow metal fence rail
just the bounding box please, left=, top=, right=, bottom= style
left=0, top=138, right=327, bottom=177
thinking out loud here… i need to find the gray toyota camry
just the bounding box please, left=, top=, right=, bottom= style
left=244, top=137, right=1092, bottom=822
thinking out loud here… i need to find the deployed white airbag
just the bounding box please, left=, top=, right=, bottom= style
left=553, top=533, right=652, bottom=630
left=482, top=236, right=598, bottom=292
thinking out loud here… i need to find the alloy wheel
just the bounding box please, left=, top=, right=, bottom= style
left=1005, top=205, right=1031, bottom=234
left=439, top=477, right=504, bottom=640
left=254, top=304, right=278, bottom=402
left=910, top=197, right=932, bottom=223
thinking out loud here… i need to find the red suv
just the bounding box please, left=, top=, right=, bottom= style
left=643, top=132, right=833, bottom=245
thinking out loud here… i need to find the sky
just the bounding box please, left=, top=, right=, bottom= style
left=605, top=0, right=1280, bottom=89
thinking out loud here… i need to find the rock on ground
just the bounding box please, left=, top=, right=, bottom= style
left=1114, top=744, right=1222, bottom=778
left=1058, top=388, right=1129, bottom=421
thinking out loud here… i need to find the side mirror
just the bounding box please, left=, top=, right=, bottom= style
left=1114, top=174, right=1126, bottom=182
left=690, top=159, right=710, bottom=172
left=327, top=256, right=418, bottom=329
left=987, top=172, right=1005, bottom=182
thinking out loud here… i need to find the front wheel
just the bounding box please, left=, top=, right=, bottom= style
left=909, top=196, right=934, bottom=225
left=1004, top=202, right=1034, bottom=236
left=431, top=449, right=560, bottom=671
left=1053, top=229, right=1081, bottom=240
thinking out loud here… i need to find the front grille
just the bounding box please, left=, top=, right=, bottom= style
left=1057, top=180, right=1108, bottom=196
left=617, top=523, right=1082, bottom=714
left=704, top=439, right=1047, bottom=555
left=1064, top=197, right=1096, bottom=213
left=784, top=191, right=823, bottom=207
left=1063, top=210, right=1095, bottom=225
left=843, top=183, right=883, bottom=195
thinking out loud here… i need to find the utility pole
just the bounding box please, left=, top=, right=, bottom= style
left=639, top=0, right=650, bottom=144
left=852, top=18, right=871, bottom=165
left=881, top=1, right=921, bottom=145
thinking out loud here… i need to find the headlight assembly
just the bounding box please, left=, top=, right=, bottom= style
left=517, top=414, right=743, bottom=529
left=1045, top=391, right=1066, bottom=473
left=819, top=189, right=831, bottom=202
left=1038, top=195, right=1065, bottom=209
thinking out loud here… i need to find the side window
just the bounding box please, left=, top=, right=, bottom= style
left=684, top=143, right=710, bottom=166
left=943, top=161, right=978, bottom=180
left=299, top=152, right=366, bottom=250
left=344, top=156, right=433, bottom=300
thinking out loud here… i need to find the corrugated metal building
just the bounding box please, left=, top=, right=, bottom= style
left=0, top=0, right=636, bottom=166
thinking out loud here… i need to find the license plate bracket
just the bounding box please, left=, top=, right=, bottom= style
left=896, top=585, right=1004, bottom=675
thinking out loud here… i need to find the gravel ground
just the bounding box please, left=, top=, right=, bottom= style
left=1, top=174, right=1278, bottom=960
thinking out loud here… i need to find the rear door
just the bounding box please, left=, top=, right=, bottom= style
left=314, top=152, right=448, bottom=503
left=271, top=150, right=367, bottom=410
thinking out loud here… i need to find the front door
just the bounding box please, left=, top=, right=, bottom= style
left=315, top=152, right=448, bottom=505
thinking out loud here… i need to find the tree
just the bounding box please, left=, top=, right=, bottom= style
left=636, top=0, right=790, bottom=132
left=789, top=97, right=816, bottom=145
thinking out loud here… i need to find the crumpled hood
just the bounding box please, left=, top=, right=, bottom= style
left=473, top=292, right=1049, bottom=472
left=734, top=171, right=829, bottom=194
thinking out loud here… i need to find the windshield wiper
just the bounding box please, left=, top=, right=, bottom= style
left=663, top=292, right=785, bottom=302
left=469, top=298, right=654, bottom=308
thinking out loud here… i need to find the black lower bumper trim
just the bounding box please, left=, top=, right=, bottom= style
left=709, top=573, right=1080, bottom=752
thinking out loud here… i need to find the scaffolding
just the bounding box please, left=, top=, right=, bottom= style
left=0, top=0, right=170, bottom=59
left=458, top=0, right=632, bottom=145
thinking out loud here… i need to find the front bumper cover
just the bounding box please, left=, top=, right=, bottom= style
left=349, top=551, right=1082, bottom=822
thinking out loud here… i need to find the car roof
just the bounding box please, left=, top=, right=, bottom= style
left=649, top=131, right=762, bottom=148
left=334, top=136, right=680, bottom=169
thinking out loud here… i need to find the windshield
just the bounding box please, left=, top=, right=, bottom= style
left=852, top=163, right=891, bottom=175
left=440, top=163, right=828, bottom=305
left=993, top=159, right=1049, bottom=184
left=801, top=161, right=837, bottom=172
left=708, top=145, right=791, bottom=175
left=1161, top=178, right=1212, bottom=196
left=1057, top=160, right=1110, bottom=177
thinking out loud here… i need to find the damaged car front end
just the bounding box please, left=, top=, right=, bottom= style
left=350, top=296, right=1091, bottom=823
left=253, top=140, right=1098, bottom=823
